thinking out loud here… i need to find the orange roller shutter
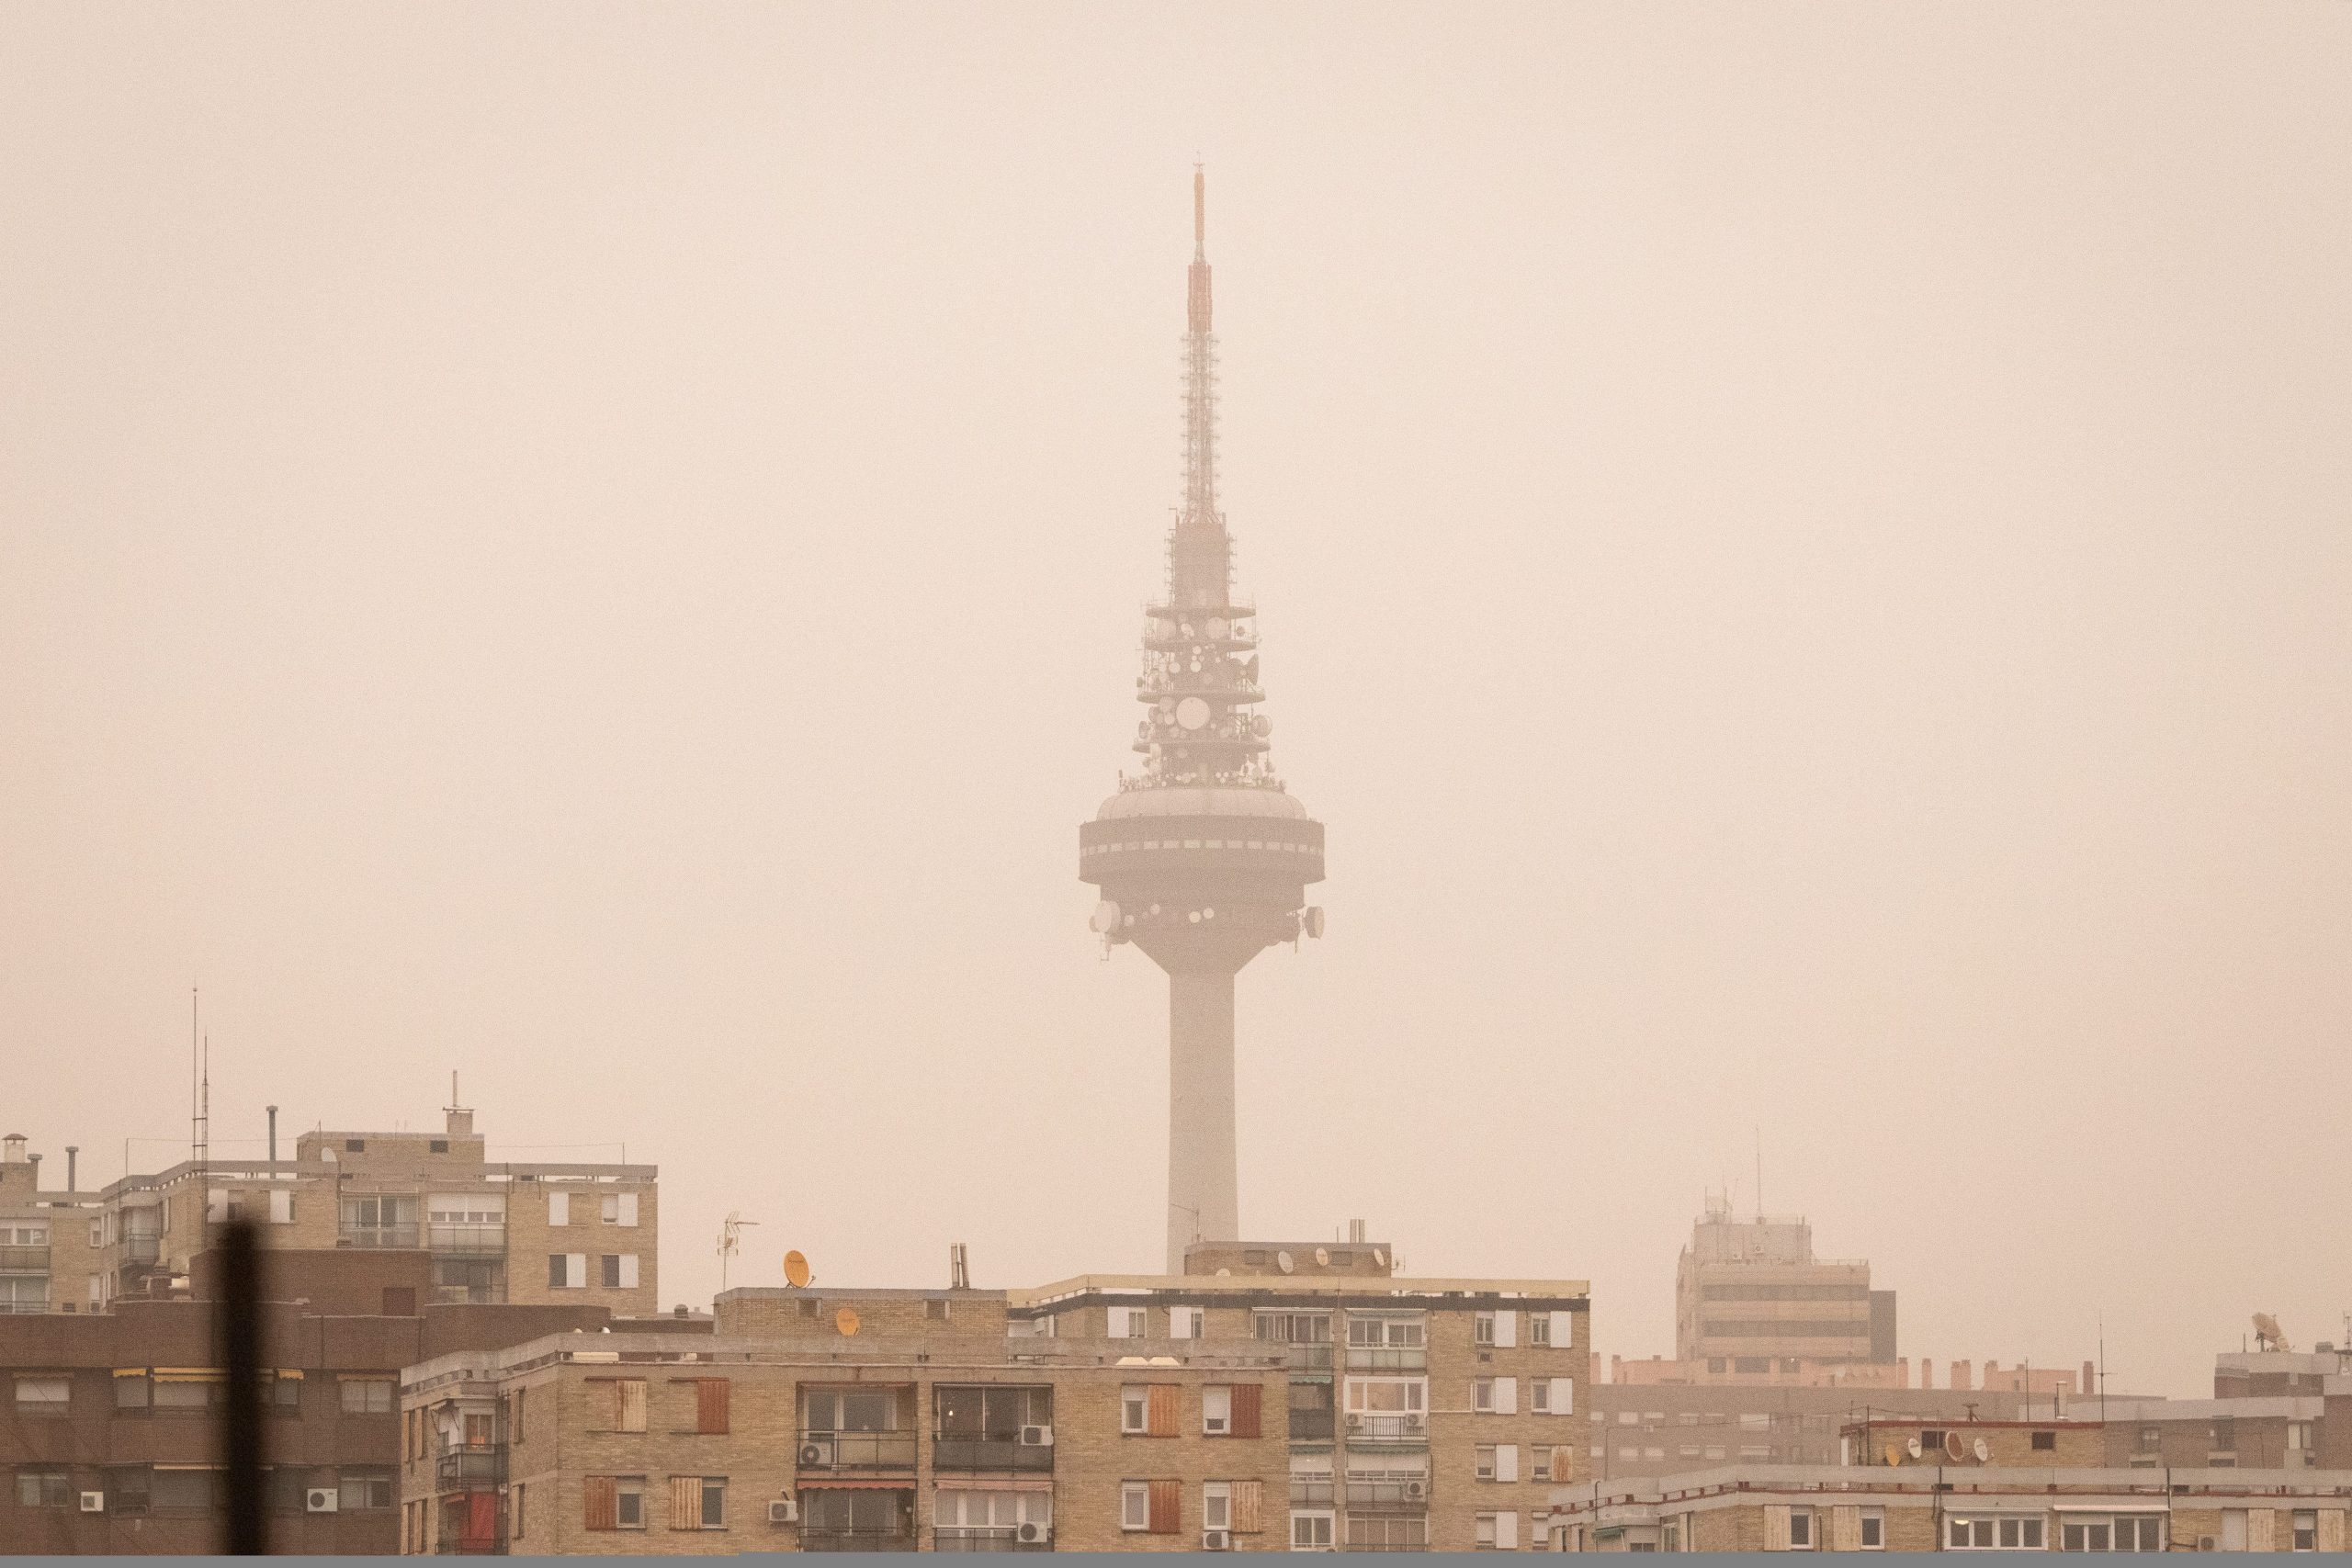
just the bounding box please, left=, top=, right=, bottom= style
left=1146, top=1383, right=1180, bottom=1438
left=1230, top=1382, right=1261, bottom=1438
left=1148, top=1478, right=1181, bottom=1534
left=669, top=1475, right=700, bottom=1529
left=584, top=1476, right=617, bottom=1531
left=698, top=1378, right=730, bottom=1435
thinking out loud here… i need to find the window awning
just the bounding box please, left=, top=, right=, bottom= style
left=795, top=1479, right=916, bottom=1491
left=153, top=1369, right=227, bottom=1382
left=933, top=1477, right=1053, bottom=1494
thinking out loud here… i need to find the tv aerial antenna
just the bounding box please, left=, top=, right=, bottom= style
left=717, top=1213, right=758, bottom=1292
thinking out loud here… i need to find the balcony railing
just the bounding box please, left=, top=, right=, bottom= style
left=1346, top=1347, right=1428, bottom=1371
left=436, top=1449, right=507, bottom=1488
left=340, top=1224, right=421, bottom=1249
left=1291, top=1481, right=1336, bottom=1508
left=1345, top=1414, right=1429, bottom=1444
left=935, top=1528, right=1051, bottom=1551
left=932, top=1435, right=1054, bottom=1472
left=0, top=1247, right=51, bottom=1274
left=0, top=1299, right=49, bottom=1315
left=120, top=1235, right=162, bottom=1264
left=799, top=1529, right=918, bottom=1552
left=1285, top=1343, right=1336, bottom=1371
left=1289, top=1409, right=1336, bottom=1441
left=797, top=1430, right=918, bottom=1471
left=428, top=1224, right=507, bottom=1257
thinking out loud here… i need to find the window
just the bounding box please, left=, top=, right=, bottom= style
left=1787, top=1509, right=1813, bottom=1550
left=1347, top=1314, right=1424, bottom=1348
left=601, top=1254, right=622, bottom=1288
left=345, top=1139, right=365, bottom=1153
left=1108, top=1305, right=1148, bottom=1337
left=1170, top=1305, right=1204, bottom=1339
left=591, top=1378, right=649, bottom=1433
left=340, top=1378, right=394, bottom=1415
left=1475, top=1313, right=1496, bottom=1347
left=2136, top=1425, right=2159, bottom=1451
left=548, top=1253, right=584, bottom=1289
left=1476, top=1514, right=1498, bottom=1550
left=1860, top=1510, right=1883, bottom=1550
left=15, top=1376, right=68, bottom=1415
left=587, top=1477, right=645, bottom=1529
left=512, top=1482, right=526, bottom=1540
left=1292, top=1510, right=1335, bottom=1550
left=1532, top=1381, right=1550, bottom=1412
left=1122, top=1385, right=1148, bottom=1434
left=681, top=1376, right=730, bottom=1435
left=1529, top=1314, right=1552, bottom=1347
left=2290, top=1510, right=2319, bottom=1551
left=1956, top=1516, right=2044, bottom=1550
left=667, top=1475, right=725, bottom=1529
left=1474, top=1378, right=1494, bottom=1413
left=15, top=1469, right=70, bottom=1508
left=2030, top=1429, right=2055, bottom=1450
left=925, top=1298, right=951, bottom=1321
left=339, top=1470, right=395, bottom=1510
left=1122, top=1479, right=1180, bottom=1534
left=152, top=1468, right=222, bottom=1511
left=1532, top=1449, right=1553, bottom=1482
left=1476, top=1445, right=1497, bottom=1481
left=429, top=1138, right=448, bottom=1153
left=1204, top=1481, right=1231, bottom=1530
left=1204, top=1385, right=1231, bottom=1436
left=1122, top=1481, right=1151, bottom=1532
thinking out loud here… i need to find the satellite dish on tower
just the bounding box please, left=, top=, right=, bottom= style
left=1302, top=908, right=1327, bottom=939
left=784, top=1250, right=811, bottom=1289
left=1252, top=716, right=1271, bottom=738
left=1905, top=1437, right=1923, bottom=1460
left=1205, top=617, right=1228, bottom=640
left=2255, top=1313, right=2289, bottom=1351
left=1276, top=1250, right=1295, bottom=1274
left=1883, top=1444, right=1901, bottom=1467
left=1090, top=900, right=1123, bottom=934
left=1944, top=1432, right=1965, bottom=1462
left=1373, top=1248, right=1387, bottom=1269
left=835, top=1306, right=861, bottom=1337
left=1176, top=697, right=1210, bottom=730
left=1973, top=1438, right=1990, bottom=1462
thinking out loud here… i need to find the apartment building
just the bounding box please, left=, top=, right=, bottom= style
left=1583, top=1380, right=2063, bottom=1483
left=398, top=1243, right=1592, bottom=1553
left=0, top=1247, right=627, bottom=1554
left=1547, top=1463, right=2352, bottom=1551
left=1673, top=1203, right=1893, bottom=1376
left=2017, top=1346, right=2352, bottom=1472
left=0, top=1107, right=658, bottom=1315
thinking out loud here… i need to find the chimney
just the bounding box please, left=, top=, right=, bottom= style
left=949, top=1242, right=970, bottom=1291
left=1, top=1134, right=24, bottom=1165
left=64, top=1146, right=77, bottom=1192
left=2082, top=1359, right=2095, bottom=1397
left=266, top=1106, right=278, bottom=1165
left=1348, top=1218, right=1366, bottom=1244
left=446, top=1107, right=474, bottom=1136
left=1919, top=1358, right=1934, bottom=1390
left=27, top=1153, right=40, bottom=1189
left=1951, top=1359, right=1973, bottom=1392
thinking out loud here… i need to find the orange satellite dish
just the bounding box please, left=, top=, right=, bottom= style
left=784, top=1250, right=811, bottom=1288
left=834, top=1306, right=861, bottom=1337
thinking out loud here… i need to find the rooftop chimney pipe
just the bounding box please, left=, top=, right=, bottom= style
left=64, top=1146, right=76, bottom=1192
left=266, top=1106, right=278, bottom=1165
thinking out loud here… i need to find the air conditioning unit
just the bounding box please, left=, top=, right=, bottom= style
left=798, top=1438, right=835, bottom=1468
left=1407, top=1414, right=1426, bottom=1431
left=767, top=1498, right=798, bottom=1525
left=1019, top=1425, right=1055, bottom=1447
left=1016, top=1522, right=1047, bottom=1544
left=1403, top=1479, right=1428, bottom=1501
left=1203, top=1529, right=1233, bottom=1551
left=1345, top=1413, right=1363, bottom=1430
left=306, top=1489, right=339, bottom=1514
left=78, top=1492, right=105, bottom=1514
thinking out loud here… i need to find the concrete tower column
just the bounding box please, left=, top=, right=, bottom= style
left=1167, top=967, right=1239, bottom=1272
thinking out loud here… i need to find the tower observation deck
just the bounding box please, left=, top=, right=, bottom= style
left=1080, top=170, right=1327, bottom=1274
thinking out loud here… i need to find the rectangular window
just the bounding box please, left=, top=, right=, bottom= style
left=591, top=1378, right=649, bottom=1432
left=1532, top=1449, right=1553, bottom=1482
left=601, top=1254, right=622, bottom=1288
left=2030, top=1429, right=2055, bottom=1450
left=616, top=1478, right=645, bottom=1529
left=1529, top=1314, right=1551, bottom=1347
left=1293, top=1511, right=1335, bottom=1550
left=15, top=1469, right=71, bottom=1508
left=701, top=1478, right=725, bottom=1529
left=512, top=1482, right=525, bottom=1540
left=1860, top=1509, right=1883, bottom=1549
left=1476, top=1445, right=1497, bottom=1481
left=1204, top=1385, right=1231, bottom=1436
left=1475, top=1312, right=1496, bottom=1347
left=1788, top=1509, right=1813, bottom=1550
left=1204, top=1481, right=1231, bottom=1531
left=1476, top=1514, right=1498, bottom=1550
left=15, top=1376, right=68, bottom=1415
left=1121, top=1481, right=1150, bottom=1532
left=1108, top=1305, right=1148, bottom=1337
left=339, top=1470, right=395, bottom=1510
left=2292, top=1511, right=2317, bottom=1552
left=1170, top=1305, right=1204, bottom=1339
left=339, top=1378, right=393, bottom=1415
left=1474, top=1377, right=1494, bottom=1413
left=1122, top=1385, right=1148, bottom=1435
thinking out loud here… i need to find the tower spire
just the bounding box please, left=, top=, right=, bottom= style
left=1181, top=165, right=1219, bottom=546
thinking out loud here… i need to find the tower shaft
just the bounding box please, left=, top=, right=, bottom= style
left=1167, top=967, right=1239, bottom=1271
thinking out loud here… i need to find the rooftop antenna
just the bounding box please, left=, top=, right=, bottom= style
left=716, top=1213, right=757, bottom=1293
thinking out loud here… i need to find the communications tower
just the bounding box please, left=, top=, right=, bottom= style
left=1080, top=170, right=1327, bottom=1274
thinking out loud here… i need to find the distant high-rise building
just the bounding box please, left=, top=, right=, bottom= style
left=1673, top=1200, right=1892, bottom=1372
left=1079, top=170, right=1326, bottom=1273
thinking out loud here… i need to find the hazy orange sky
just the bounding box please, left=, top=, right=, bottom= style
left=3, top=2, right=2347, bottom=1395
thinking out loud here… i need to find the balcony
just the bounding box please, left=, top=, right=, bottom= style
left=120, top=1235, right=162, bottom=1265
left=0, top=1298, right=48, bottom=1315
left=1348, top=1482, right=1431, bottom=1510
left=932, top=1435, right=1054, bottom=1472
left=1345, top=1414, right=1429, bottom=1445
left=340, top=1224, right=421, bottom=1249
left=1289, top=1408, right=1336, bottom=1441
left=1291, top=1480, right=1336, bottom=1508
left=935, top=1528, right=1051, bottom=1551
left=799, top=1529, right=918, bottom=1552
left=1286, top=1343, right=1336, bottom=1371
left=797, top=1430, right=918, bottom=1471
left=436, top=1449, right=507, bottom=1488
left=428, top=1224, right=506, bottom=1257
left=0, top=1247, right=51, bottom=1274
left=1346, top=1347, right=1427, bottom=1371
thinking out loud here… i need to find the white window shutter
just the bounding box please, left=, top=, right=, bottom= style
left=548, top=1191, right=569, bottom=1226
left=1551, top=1377, right=1576, bottom=1415
left=618, top=1254, right=639, bottom=1289
left=1497, top=1445, right=1520, bottom=1483
left=566, top=1253, right=586, bottom=1288
left=1496, top=1310, right=1518, bottom=1348
left=1495, top=1376, right=1519, bottom=1416
left=269, top=1189, right=293, bottom=1224
left=616, top=1192, right=639, bottom=1227
left=1498, top=1511, right=1520, bottom=1550
left=1551, top=1310, right=1574, bottom=1347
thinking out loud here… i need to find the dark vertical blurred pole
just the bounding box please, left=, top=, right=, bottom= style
left=220, top=1218, right=267, bottom=1554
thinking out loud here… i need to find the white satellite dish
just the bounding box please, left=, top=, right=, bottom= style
left=1373, top=1248, right=1387, bottom=1268
left=1905, top=1437, right=1923, bottom=1460
left=1175, top=697, right=1211, bottom=730
left=1973, top=1438, right=1990, bottom=1462
left=1302, top=908, right=1327, bottom=939
left=1276, top=1249, right=1295, bottom=1274
left=1314, top=1247, right=1330, bottom=1267
left=1089, top=900, right=1122, bottom=934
